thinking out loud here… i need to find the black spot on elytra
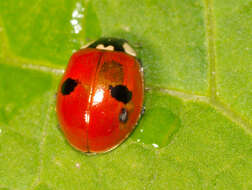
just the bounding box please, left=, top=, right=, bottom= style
left=109, top=85, right=132, bottom=104
left=61, top=78, right=78, bottom=95
left=119, top=108, right=128, bottom=123
left=88, top=37, right=128, bottom=53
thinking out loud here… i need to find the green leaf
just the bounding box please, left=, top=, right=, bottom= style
left=0, top=0, right=251, bottom=189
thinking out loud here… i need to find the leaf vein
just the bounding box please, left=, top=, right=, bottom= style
left=152, top=87, right=251, bottom=134
left=204, top=0, right=217, bottom=99
left=31, top=92, right=56, bottom=189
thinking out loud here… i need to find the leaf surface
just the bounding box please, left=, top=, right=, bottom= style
left=0, top=0, right=251, bottom=189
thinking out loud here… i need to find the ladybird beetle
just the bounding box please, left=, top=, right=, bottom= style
left=56, top=38, right=144, bottom=154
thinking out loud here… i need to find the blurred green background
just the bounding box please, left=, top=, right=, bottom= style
left=0, top=0, right=251, bottom=189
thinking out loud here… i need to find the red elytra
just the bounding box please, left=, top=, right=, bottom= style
left=56, top=38, right=144, bottom=154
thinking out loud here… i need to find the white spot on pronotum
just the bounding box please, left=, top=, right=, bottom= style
left=123, top=42, right=136, bottom=57
left=152, top=143, right=159, bottom=148
left=76, top=163, right=80, bottom=168
left=96, top=44, right=114, bottom=51
left=70, top=2, right=85, bottom=34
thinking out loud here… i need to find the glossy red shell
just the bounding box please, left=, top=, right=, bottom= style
left=56, top=48, right=144, bottom=153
